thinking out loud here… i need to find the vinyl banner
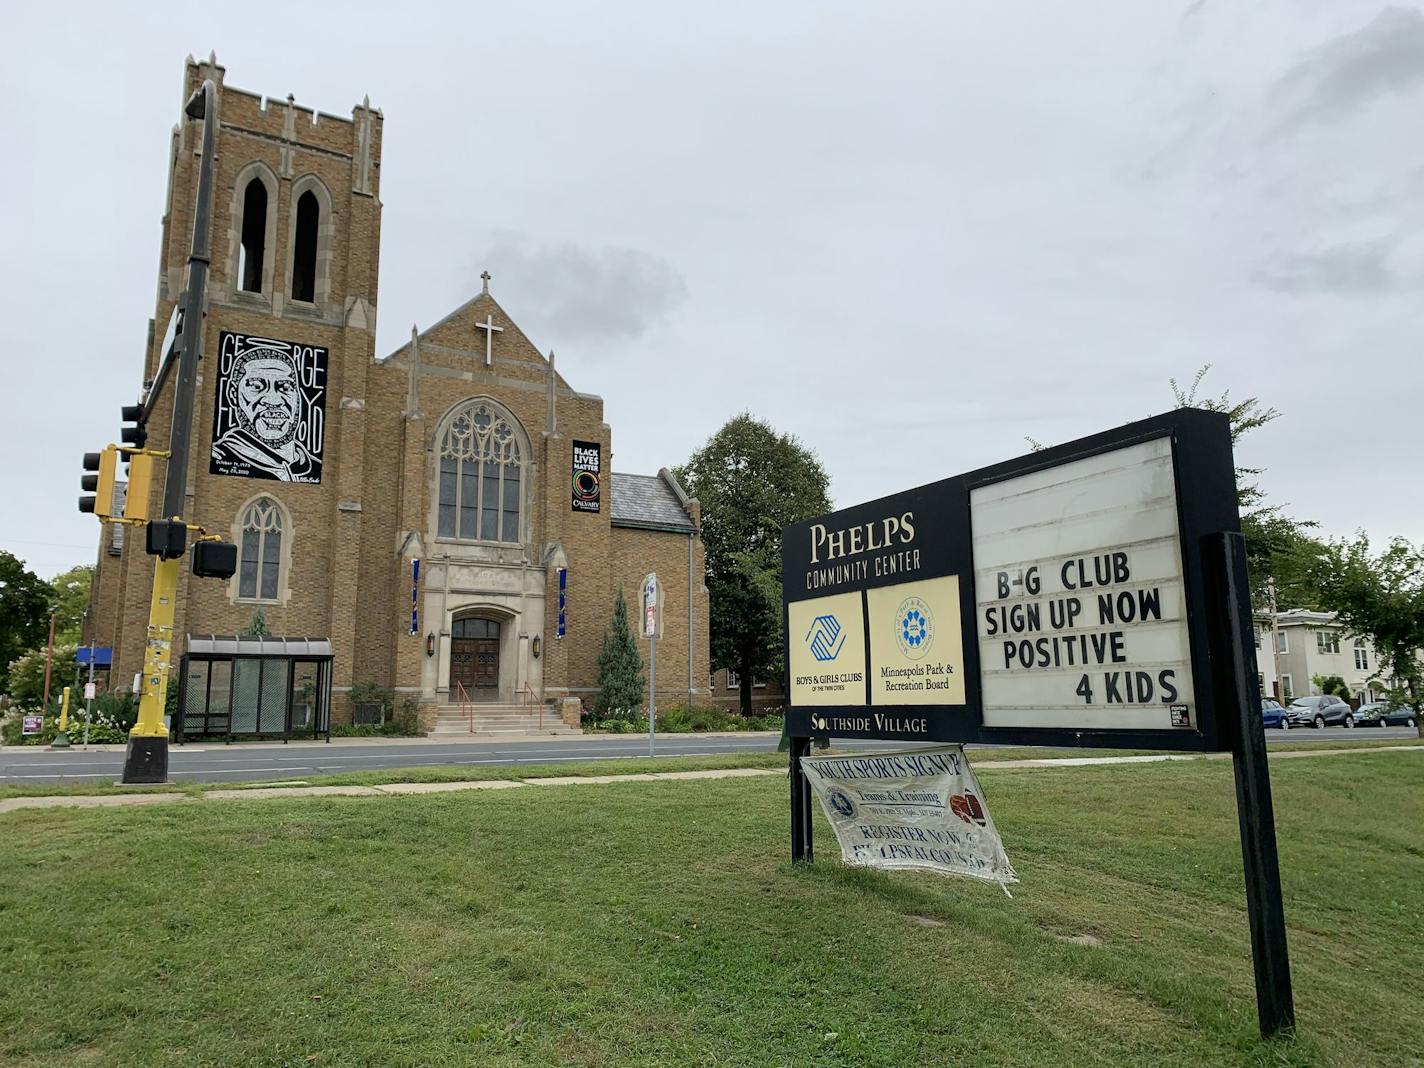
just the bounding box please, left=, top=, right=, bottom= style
left=210, top=331, right=327, bottom=484
left=801, top=745, right=1017, bottom=889
left=571, top=440, right=601, bottom=512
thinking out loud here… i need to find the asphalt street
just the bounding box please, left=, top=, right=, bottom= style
left=1, top=726, right=1417, bottom=786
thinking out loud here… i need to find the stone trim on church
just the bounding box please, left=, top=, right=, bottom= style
left=84, top=56, right=711, bottom=728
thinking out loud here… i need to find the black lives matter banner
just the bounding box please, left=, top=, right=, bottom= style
left=210, top=332, right=327, bottom=484
left=782, top=409, right=1241, bottom=752
left=571, top=439, right=601, bottom=512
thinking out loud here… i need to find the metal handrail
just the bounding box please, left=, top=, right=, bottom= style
left=455, top=680, right=472, bottom=733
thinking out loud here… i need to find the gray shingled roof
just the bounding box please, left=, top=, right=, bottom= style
left=610, top=472, right=695, bottom=532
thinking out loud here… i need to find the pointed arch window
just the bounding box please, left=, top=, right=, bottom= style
left=238, top=178, right=268, bottom=293
left=291, top=190, right=319, bottom=302
left=438, top=402, right=524, bottom=543
left=237, top=496, right=286, bottom=601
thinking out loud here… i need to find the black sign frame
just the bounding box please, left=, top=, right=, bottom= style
left=782, top=408, right=1241, bottom=753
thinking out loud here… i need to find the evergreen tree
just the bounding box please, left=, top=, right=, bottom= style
left=596, top=588, right=644, bottom=719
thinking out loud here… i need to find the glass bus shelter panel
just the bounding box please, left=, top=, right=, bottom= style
left=290, top=661, right=320, bottom=733
left=258, top=658, right=290, bottom=734
left=232, top=659, right=260, bottom=733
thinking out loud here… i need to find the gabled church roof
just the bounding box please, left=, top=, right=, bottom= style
left=611, top=472, right=697, bottom=533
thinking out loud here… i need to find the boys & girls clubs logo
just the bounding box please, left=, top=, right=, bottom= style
left=806, top=614, right=847, bottom=662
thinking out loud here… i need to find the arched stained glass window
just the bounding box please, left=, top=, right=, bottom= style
left=238, top=496, right=285, bottom=601
left=438, top=402, right=524, bottom=543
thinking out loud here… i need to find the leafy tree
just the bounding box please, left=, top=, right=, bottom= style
left=244, top=609, right=271, bottom=638
left=49, top=565, right=93, bottom=646
left=1311, top=674, right=1350, bottom=700
left=1167, top=366, right=1323, bottom=607
left=1298, top=534, right=1424, bottom=736
left=676, top=414, right=832, bottom=713
left=5, top=642, right=81, bottom=708
left=0, top=551, right=52, bottom=693
left=595, top=588, right=644, bottom=719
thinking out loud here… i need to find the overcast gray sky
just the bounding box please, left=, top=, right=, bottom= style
left=3, top=1, right=1420, bottom=580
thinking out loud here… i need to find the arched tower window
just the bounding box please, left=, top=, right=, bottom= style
left=238, top=178, right=268, bottom=293
left=236, top=496, right=287, bottom=601
left=291, top=190, right=319, bottom=302
left=437, top=401, right=525, bottom=543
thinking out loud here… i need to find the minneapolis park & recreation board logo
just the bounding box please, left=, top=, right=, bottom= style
left=806, top=614, right=847, bottom=662
left=895, top=597, right=934, bottom=660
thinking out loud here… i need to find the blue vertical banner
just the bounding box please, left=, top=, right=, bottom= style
left=410, top=559, right=421, bottom=636
left=557, top=567, right=567, bottom=639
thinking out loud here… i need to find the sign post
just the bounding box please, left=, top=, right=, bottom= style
left=780, top=409, right=1294, bottom=1037
left=643, top=573, right=660, bottom=756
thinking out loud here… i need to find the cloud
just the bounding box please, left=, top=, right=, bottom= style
left=480, top=234, right=687, bottom=347
left=1253, top=240, right=1395, bottom=295
left=1273, top=7, right=1424, bottom=129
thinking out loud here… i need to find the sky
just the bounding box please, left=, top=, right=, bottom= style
left=2, top=1, right=1421, bottom=580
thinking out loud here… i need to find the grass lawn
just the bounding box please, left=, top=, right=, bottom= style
left=1, top=752, right=1419, bottom=1066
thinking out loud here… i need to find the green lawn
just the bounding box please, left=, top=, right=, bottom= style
left=1, top=752, right=1420, bottom=1066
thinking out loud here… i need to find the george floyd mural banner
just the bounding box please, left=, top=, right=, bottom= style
left=210, top=331, right=327, bottom=484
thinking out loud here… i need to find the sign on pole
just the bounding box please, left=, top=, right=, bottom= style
left=643, top=573, right=660, bottom=755
left=782, top=409, right=1236, bottom=750
left=780, top=408, right=1294, bottom=1038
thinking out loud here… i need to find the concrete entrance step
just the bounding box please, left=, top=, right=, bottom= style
left=430, top=704, right=581, bottom=736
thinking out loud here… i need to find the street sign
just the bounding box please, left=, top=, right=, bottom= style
left=642, top=573, right=660, bottom=639
left=84, top=682, right=97, bottom=701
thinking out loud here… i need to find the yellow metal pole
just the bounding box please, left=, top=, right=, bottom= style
left=51, top=685, right=74, bottom=748
left=132, top=555, right=181, bottom=739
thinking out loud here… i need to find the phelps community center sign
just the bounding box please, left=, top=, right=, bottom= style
left=783, top=408, right=1241, bottom=751
left=781, top=408, right=1297, bottom=1039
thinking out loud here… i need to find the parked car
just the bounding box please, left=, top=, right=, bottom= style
left=1261, top=699, right=1287, bottom=729
left=1355, top=702, right=1419, bottom=729
left=1285, top=695, right=1356, bottom=729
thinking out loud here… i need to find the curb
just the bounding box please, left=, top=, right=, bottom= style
left=3, top=746, right=1418, bottom=816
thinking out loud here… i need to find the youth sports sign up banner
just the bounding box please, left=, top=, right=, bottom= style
left=782, top=409, right=1242, bottom=752
left=802, top=746, right=1016, bottom=889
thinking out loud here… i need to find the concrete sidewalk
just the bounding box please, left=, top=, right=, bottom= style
left=2, top=745, right=1418, bottom=817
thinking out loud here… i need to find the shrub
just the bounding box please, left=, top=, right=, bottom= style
left=3, top=705, right=132, bottom=745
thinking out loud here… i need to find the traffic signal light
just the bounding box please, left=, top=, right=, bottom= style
left=146, top=519, right=187, bottom=560
left=79, top=447, right=118, bottom=518
left=120, top=405, right=147, bottom=450
left=124, top=449, right=156, bottom=521
left=192, top=539, right=238, bottom=579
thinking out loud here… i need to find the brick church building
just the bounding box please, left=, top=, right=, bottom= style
left=86, top=55, right=710, bottom=730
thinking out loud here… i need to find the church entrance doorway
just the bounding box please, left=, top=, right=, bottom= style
left=450, top=617, right=501, bottom=701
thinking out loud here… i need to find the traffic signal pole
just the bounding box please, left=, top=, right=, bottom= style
left=122, top=79, right=217, bottom=785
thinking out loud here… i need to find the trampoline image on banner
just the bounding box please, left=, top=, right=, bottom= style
left=210, top=331, right=327, bottom=484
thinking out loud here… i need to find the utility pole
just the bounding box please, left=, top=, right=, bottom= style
left=40, top=611, right=56, bottom=710
left=121, top=79, right=218, bottom=785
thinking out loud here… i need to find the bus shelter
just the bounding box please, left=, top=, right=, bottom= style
left=176, top=635, right=333, bottom=743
